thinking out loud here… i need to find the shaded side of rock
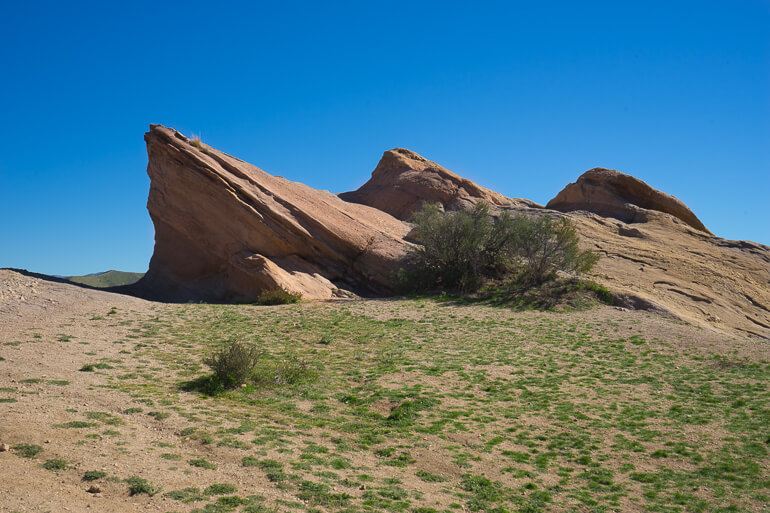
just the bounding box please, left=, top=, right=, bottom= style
left=546, top=168, right=712, bottom=234
left=340, top=148, right=540, bottom=220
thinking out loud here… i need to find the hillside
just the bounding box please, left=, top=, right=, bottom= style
left=67, top=270, right=145, bottom=288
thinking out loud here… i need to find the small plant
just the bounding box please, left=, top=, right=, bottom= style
left=205, top=482, right=237, bottom=495
left=256, top=287, right=302, bottom=305
left=79, top=364, right=95, bottom=372
left=13, top=443, right=43, bottom=458
left=42, top=458, right=68, bottom=471
left=188, top=457, right=217, bottom=470
left=83, top=470, right=107, bottom=481
left=125, top=475, right=161, bottom=496
left=253, top=356, right=315, bottom=387
left=204, top=340, right=263, bottom=389
left=189, top=134, right=205, bottom=150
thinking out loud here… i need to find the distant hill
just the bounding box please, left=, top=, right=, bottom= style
left=66, top=270, right=144, bottom=288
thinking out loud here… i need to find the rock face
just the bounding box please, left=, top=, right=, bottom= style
left=340, top=148, right=539, bottom=220
left=140, top=125, right=411, bottom=301
left=546, top=168, right=712, bottom=234
left=139, top=125, right=770, bottom=338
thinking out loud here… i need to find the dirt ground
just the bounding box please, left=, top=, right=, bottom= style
left=1, top=269, right=768, bottom=513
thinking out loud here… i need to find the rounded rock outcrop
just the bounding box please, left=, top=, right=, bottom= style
left=339, top=148, right=539, bottom=220
left=546, top=168, right=712, bottom=234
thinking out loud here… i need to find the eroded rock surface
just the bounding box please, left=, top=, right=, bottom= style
left=140, top=125, right=411, bottom=301
left=139, top=125, right=769, bottom=338
left=546, top=167, right=712, bottom=234
left=340, top=148, right=539, bottom=220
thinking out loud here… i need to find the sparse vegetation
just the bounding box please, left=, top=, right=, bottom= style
left=204, top=340, right=263, bottom=389
left=125, top=475, right=161, bottom=496
left=13, top=443, right=43, bottom=458
left=42, top=458, right=68, bottom=471
left=398, top=202, right=599, bottom=294
left=2, top=282, right=767, bottom=512
left=83, top=470, right=107, bottom=481
left=255, top=286, right=302, bottom=305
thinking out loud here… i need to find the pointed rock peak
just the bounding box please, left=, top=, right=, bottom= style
left=547, top=167, right=712, bottom=235
left=340, top=148, right=538, bottom=220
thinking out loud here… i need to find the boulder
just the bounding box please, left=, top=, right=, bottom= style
left=340, top=148, right=539, bottom=220
left=546, top=168, right=712, bottom=234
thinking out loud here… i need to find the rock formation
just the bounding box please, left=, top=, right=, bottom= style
left=139, top=125, right=770, bottom=338
left=546, top=167, right=712, bottom=234
left=339, top=148, right=539, bottom=220
left=140, top=125, right=411, bottom=301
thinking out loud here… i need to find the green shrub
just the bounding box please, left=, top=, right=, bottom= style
left=13, top=443, right=43, bottom=458
left=125, top=475, right=161, bottom=495
left=253, top=356, right=315, bottom=387
left=204, top=340, right=263, bottom=389
left=506, top=214, right=599, bottom=285
left=188, top=457, right=217, bottom=470
left=83, top=470, right=107, bottom=481
left=205, top=482, right=237, bottom=495
left=398, top=202, right=598, bottom=292
left=42, top=458, right=68, bottom=471
left=256, top=287, right=302, bottom=305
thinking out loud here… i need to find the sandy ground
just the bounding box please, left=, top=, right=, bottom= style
left=1, top=269, right=767, bottom=513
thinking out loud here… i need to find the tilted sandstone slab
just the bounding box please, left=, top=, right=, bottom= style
left=340, top=148, right=540, bottom=220
left=139, top=125, right=411, bottom=301
left=546, top=167, right=712, bottom=235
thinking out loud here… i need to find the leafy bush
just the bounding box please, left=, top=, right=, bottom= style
left=42, top=458, right=68, bottom=471
left=256, top=287, right=302, bottom=305
left=398, top=202, right=598, bottom=292
left=204, top=340, right=263, bottom=389
left=402, top=202, right=499, bottom=292
left=83, top=470, right=108, bottom=481
left=125, top=475, right=161, bottom=496
left=506, top=214, right=599, bottom=285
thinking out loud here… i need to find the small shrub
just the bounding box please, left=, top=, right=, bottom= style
left=204, top=340, right=263, bottom=389
left=189, top=134, right=205, bottom=150
left=507, top=214, right=599, bottom=284
left=42, top=458, right=68, bottom=471
left=253, top=357, right=315, bottom=387
left=188, top=457, right=217, bottom=470
left=79, top=364, right=95, bottom=372
left=256, top=287, right=302, bottom=305
left=13, top=443, right=43, bottom=458
left=125, top=475, right=161, bottom=495
left=164, top=487, right=206, bottom=502
left=83, top=470, right=108, bottom=481
left=54, top=421, right=96, bottom=429
left=205, top=482, right=237, bottom=495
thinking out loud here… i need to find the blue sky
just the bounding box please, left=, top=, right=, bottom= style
left=1, top=1, right=768, bottom=276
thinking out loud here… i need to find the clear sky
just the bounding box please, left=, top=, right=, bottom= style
left=1, top=1, right=768, bottom=276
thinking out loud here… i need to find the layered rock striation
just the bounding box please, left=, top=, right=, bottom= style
left=340, top=148, right=539, bottom=220
left=546, top=167, right=712, bottom=234
left=140, top=125, right=411, bottom=301
left=138, top=125, right=770, bottom=338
